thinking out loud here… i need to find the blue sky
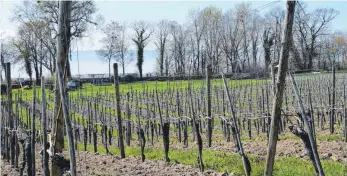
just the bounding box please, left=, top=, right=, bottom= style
left=1, top=0, right=347, bottom=78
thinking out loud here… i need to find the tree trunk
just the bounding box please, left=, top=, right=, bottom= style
left=109, top=58, right=111, bottom=82
left=137, top=46, right=144, bottom=78
left=160, top=48, right=164, bottom=76
left=308, top=39, right=315, bottom=69
left=33, top=56, right=40, bottom=84
left=122, top=55, right=125, bottom=77
left=252, top=42, right=257, bottom=69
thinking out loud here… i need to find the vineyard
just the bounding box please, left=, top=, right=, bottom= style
left=2, top=0, right=347, bottom=175
left=1, top=71, right=347, bottom=175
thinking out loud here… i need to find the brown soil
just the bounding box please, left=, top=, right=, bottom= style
left=90, top=128, right=347, bottom=164
left=0, top=146, right=223, bottom=176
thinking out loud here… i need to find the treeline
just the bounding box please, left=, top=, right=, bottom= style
left=1, top=1, right=346, bottom=81
left=97, top=2, right=346, bottom=78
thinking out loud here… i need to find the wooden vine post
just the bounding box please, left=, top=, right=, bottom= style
left=126, top=92, right=131, bottom=146
left=222, top=75, right=251, bottom=176
left=188, top=82, right=204, bottom=172
left=330, top=63, right=336, bottom=134
left=5, top=63, right=15, bottom=165
left=14, top=94, right=19, bottom=169
left=206, top=64, right=212, bottom=147
left=176, top=90, right=182, bottom=143
left=264, top=1, right=296, bottom=175
left=113, top=63, right=125, bottom=158
left=289, top=72, right=325, bottom=176
left=55, top=1, right=76, bottom=175
left=41, top=77, right=50, bottom=176
left=155, top=86, right=170, bottom=162
left=31, top=82, right=36, bottom=176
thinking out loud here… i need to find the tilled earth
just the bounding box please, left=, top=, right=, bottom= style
left=1, top=135, right=346, bottom=176
left=1, top=148, right=223, bottom=176
left=71, top=128, right=347, bottom=164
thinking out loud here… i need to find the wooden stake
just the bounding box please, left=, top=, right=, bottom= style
left=222, top=75, right=251, bottom=176
left=55, top=1, right=76, bottom=175
left=113, top=63, right=125, bottom=158
left=41, top=77, right=50, bottom=176
left=264, top=1, right=296, bottom=175
left=31, top=82, right=36, bottom=176
left=289, top=72, right=325, bottom=176
left=206, top=64, right=212, bottom=147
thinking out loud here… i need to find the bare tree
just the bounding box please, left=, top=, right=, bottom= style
left=12, top=22, right=43, bottom=83
left=169, top=22, right=189, bottom=75
left=187, top=8, right=208, bottom=74
left=235, top=3, right=252, bottom=71
left=9, top=1, right=343, bottom=78
left=12, top=36, right=33, bottom=83
left=116, top=23, right=133, bottom=77
left=13, top=1, right=100, bottom=78
left=265, top=6, right=285, bottom=65
left=321, top=32, right=347, bottom=69
left=250, top=11, right=263, bottom=69
left=0, top=38, right=17, bottom=82
left=97, top=21, right=121, bottom=80
left=294, top=2, right=339, bottom=69
left=155, top=20, right=171, bottom=76
left=34, top=1, right=99, bottom=38
left=25, top=21, right=43, bottom=83
left=201, top=6, right=223, bottom=74
left=132, top=21, right=153, bottom=78
left=221, top=9, right=242, bottom=73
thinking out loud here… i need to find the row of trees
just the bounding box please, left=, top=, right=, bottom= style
left=1, top=1, right=99, bottom=82
left=1, top=1, right=346, bottom=80
left=97, top=2, right=346, bottom=78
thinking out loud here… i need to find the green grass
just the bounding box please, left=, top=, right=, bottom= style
left=69, top=139, right=346, bottom=176
left=12, top=77, right=268, bottom=98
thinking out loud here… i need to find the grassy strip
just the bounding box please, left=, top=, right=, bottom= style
left=244, top=133, right=343, bottom=142
left=69, top=79, right=266, bottom=96
left=67, top=140, right=346, bottom=176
